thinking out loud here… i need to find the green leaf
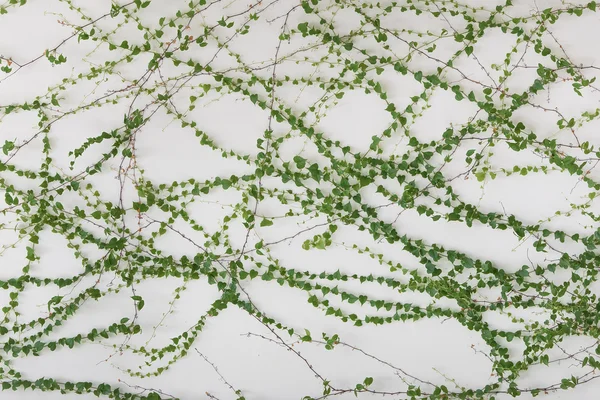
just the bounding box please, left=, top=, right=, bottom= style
left=298, top=22, right=308, bottom=34
left=26, top=246, right=35, bottom=261
left=260, top=218, right=273, bottom=227
left=293, top=155, right=307, bottom=169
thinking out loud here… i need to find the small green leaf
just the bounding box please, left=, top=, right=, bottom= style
left=260, top=218, right=273, bottom=227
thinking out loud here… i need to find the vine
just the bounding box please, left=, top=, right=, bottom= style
left=1, top=0, right=600, bottom=399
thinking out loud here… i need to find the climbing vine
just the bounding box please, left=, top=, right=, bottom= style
left=1, top=0, right=600, bottom=398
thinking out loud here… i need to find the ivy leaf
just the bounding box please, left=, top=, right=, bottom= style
left=260, top=218, right=273, bottom=227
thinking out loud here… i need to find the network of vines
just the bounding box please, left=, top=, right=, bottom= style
left=1, top=0, right=600, bottom=399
